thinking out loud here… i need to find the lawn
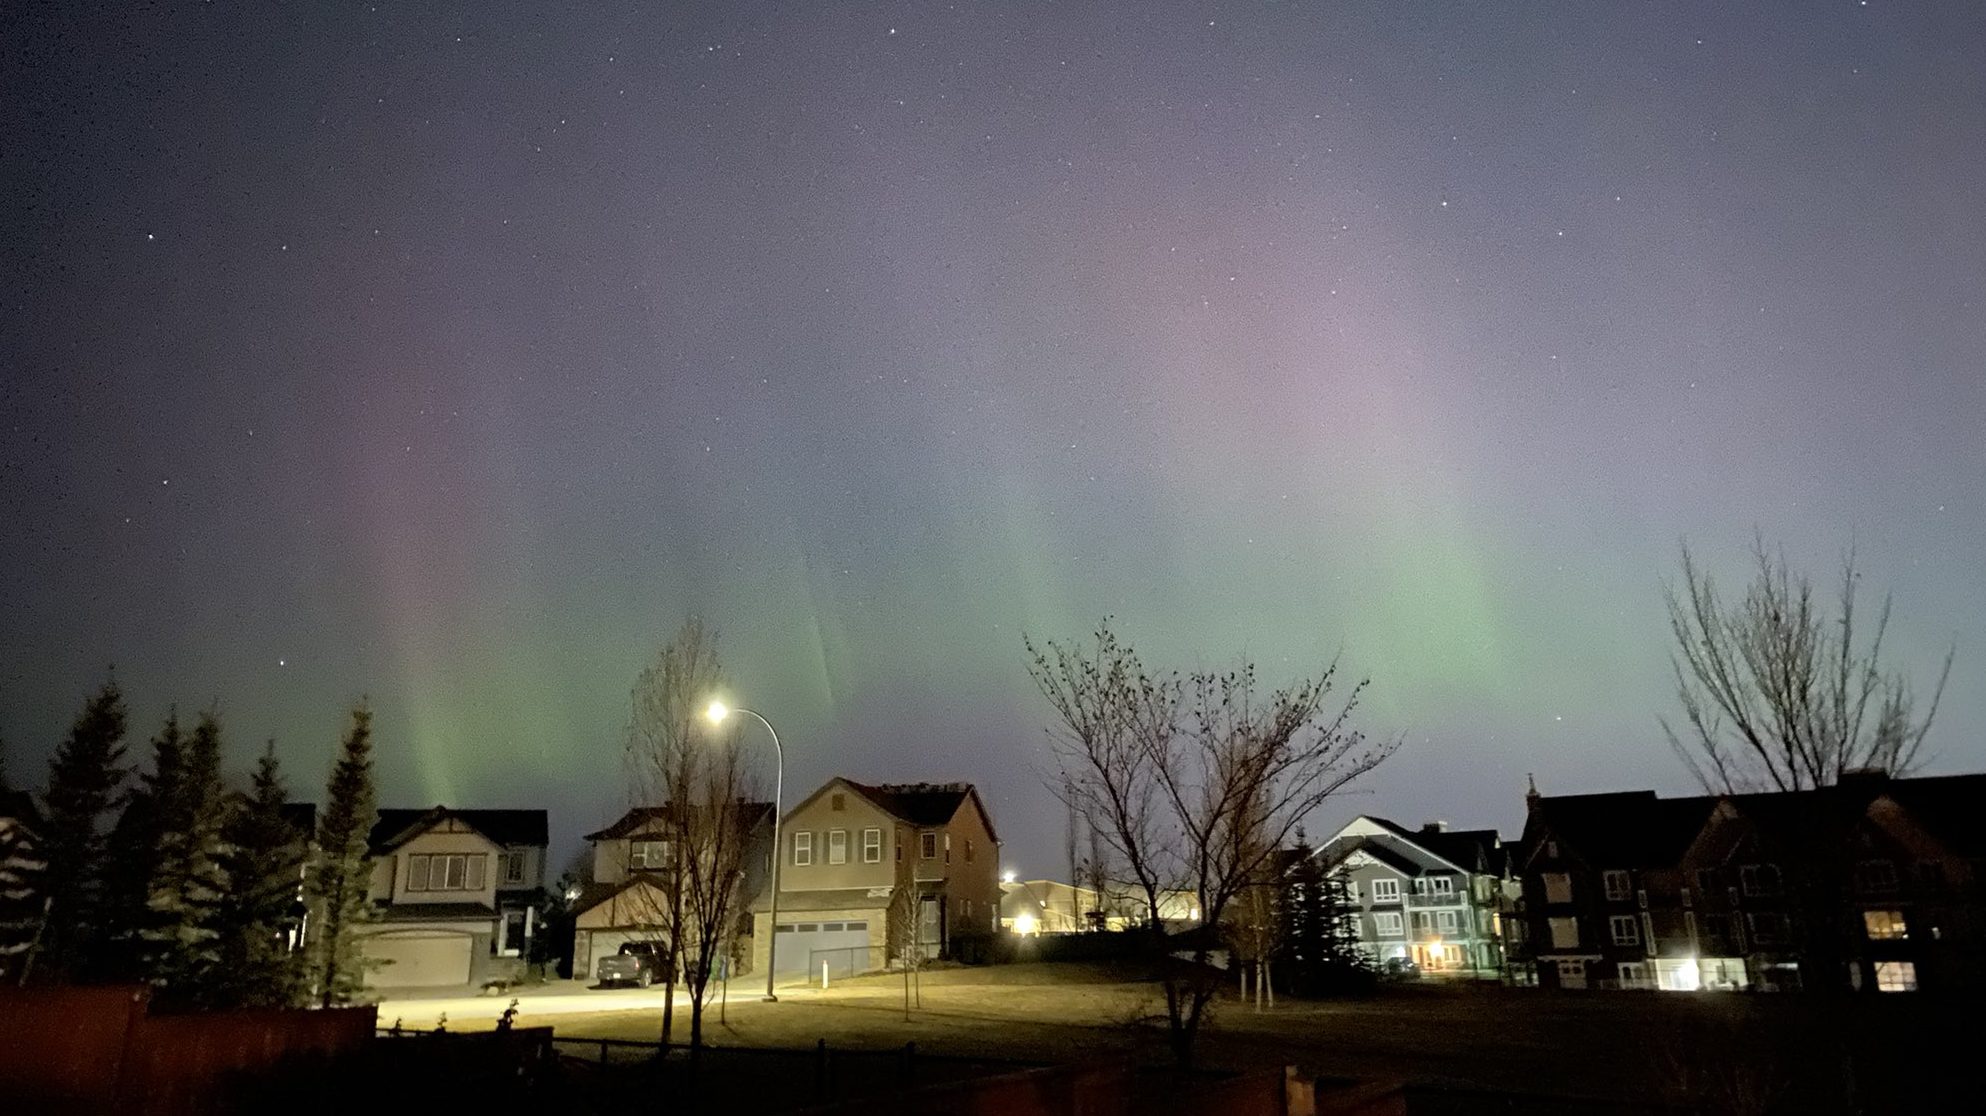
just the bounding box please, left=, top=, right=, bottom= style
left=420, top=962, right=1962, bottom=1113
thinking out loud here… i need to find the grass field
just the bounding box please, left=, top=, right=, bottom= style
left=403, top=962, right=1961, bottom=1113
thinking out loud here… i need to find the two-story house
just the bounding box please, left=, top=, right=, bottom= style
left=1312, top=816, right=1518, bottom=978
left=570, top=802, right=774, bottom=979
left=357, top=806, right=549, bottom=989
left=751, top=779, right=1000, bottom=981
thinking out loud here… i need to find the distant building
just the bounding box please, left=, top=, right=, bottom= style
left=1518, top=772, right=1986, bottom=993
left=1310, top=816, right=1519, bottom=978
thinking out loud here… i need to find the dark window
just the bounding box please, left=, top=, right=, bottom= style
left=796, top=923, right=819, bottom=933
left=845, top=920, right=868, bottom=930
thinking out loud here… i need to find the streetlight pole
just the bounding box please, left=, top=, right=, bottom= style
left=707, top=701, right=785, bottom=1002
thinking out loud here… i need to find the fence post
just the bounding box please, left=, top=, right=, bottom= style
left=815, top=1037, right=828, bottom=1099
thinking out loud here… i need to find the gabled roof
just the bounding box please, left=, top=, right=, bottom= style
left=583, top=802, right=774, bottom=842
left=368, top=807, right=549, bottom=853
left=572, top=873, right=670, bottom=918
left=1523, top=791, right=1718, bottom=869
left=1323, top=837, right=1426, bottom=878
left=1362, top=816, right=1510, bottom=876
left=807, top=778, right=1001, bottom=846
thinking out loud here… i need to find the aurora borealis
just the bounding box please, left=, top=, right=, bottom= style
left=3, top=2, right=1981, bottom=873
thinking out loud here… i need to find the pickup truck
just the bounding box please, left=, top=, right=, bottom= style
left=595, top=940, right=667, bottom=987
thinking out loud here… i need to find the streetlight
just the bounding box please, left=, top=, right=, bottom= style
left=705, top=699, right=785, bottom=1002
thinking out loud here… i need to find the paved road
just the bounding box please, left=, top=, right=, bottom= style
left=374, top=981, right=698, bottom=1028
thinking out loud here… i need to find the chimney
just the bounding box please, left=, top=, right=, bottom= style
left=1421, top=820, right=1448, bottom=834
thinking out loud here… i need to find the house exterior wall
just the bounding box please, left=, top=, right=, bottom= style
left=750, top=907, right=890, bottom=978
left=382, top=823, right=502, bottom=908
left=780, top=790, right=899, bottom=892
left=935, top=794, right=1001, bottom=939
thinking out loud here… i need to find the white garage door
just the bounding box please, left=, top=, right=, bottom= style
left=774, top=919, right=873, bottom=979
left=367, top=933, right=474, bottom=988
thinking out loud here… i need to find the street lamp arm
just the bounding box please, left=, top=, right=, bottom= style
left=723, top=705, right=786, bottom=1002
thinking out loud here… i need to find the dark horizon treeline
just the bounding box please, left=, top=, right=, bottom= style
left=0, top=680, right=380, bottom=1010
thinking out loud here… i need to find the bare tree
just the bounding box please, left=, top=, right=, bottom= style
left=1026, top=622, right=1397, bottom=1067
left=626, top=618, right=725, bottom=1048
left=672, top=743, right=763, bottom=1063
left=1664, top=540, right=1954, bottom=793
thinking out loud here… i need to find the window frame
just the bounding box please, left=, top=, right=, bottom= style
left=499, top=850, right=527, bottom=885
left=1373, top=911, right=1404, bottom=937
left=1863, top=909, right=1908, bottom=941
left=1371, top=878, right=1401, bottom=903
left=919, top=831, right=938, bottom=860
left=793, top=830, right=813, bottom=867
left=1603, top=870, right=1632, bottom=901
left=862, top=827, right=883, bottom=864
left=1609, top=915, right=1640, bottom=946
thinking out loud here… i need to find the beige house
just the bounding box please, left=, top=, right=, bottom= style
left=751, top=779, right=1000, bottom=982
left=357, top=807, right=547, bottom=990
left=570, top=803, right=773, bottom=980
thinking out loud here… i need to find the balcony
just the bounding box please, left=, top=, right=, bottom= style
left=1407, top=890, right=1467, bottom=908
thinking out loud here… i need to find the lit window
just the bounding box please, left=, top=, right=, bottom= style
left=1609, top=915, right=1640, bottom=946
left=1548, top=916, right=1579, bottom=948
left=793, top=831, right=813, bottom=867
left=862, top=827, right=882, bottom=863
left=1863, top=910, right=1907, bottom=941
left=1603, top=870, right=1632, bottom=901
left=1875, top=961, right=1917, bottom=992
left=1371, top=878, right=1400, bottom=903
left=630, top=840, right=671, bottom=869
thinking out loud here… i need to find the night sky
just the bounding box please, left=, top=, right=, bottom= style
left=4, top=2, right=1981, bottom=876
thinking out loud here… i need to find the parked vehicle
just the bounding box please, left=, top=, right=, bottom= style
left=1381, top=956, right=1421, bottom=981
left=595, top=940, right=667, bottom=987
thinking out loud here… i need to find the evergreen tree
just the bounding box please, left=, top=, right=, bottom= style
left=209, top=741, right=309, bottom=1008
left=35, top=683, right=130, bottom=981
left=307, top=706, right=377, bottom=1007
left=1277, top=838, right=1374, bottom=996
left=141, top=709, right=231, bottom=1000
left=100, top=709, right=186, bottom=980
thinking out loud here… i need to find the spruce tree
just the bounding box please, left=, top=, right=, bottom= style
left=307, top=706, right=378, bottom=1007
left=142, top=709, right=231, bottom=1000
left=210, top=741, right=309, bottom=1008
left=100, top=709, right=186, bottom=980
left=36, top=683, right=130, bottom=981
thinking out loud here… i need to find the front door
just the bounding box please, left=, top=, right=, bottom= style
left=1556, top=959, right=1588, bottom=990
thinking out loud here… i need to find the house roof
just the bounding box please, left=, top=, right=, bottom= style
left=1319, top=833, right=1431, bottom=877
left=1524, top=791, right=1719, bottom=869
left=368, top=807, right=549, bottom=853
left=583, top=802, right=775, bottom=842
left=1881, top=773, right=1986, bottom=857
left=1363, top=817, right=1510, bottom=875
left=840, top=780, right=1001, bottom=845
left=572, top=873, right=669, bottom=918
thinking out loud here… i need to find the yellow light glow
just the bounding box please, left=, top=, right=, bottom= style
left=705, top=700, right=730, bottom=724
left=1014, top=913, right=1038, bottom=936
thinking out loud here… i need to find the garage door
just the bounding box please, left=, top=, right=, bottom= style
left=773, top=920, right=873, bottom=979
left=367, top=933, right=474, bottom=988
